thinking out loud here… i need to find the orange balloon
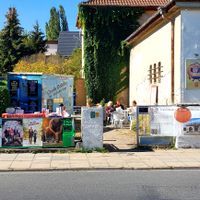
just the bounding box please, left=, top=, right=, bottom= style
left=174, top=107, right=191, bottom=123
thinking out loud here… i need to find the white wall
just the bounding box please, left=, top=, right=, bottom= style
left=129, top=22, right=172, bottom=105
left=45, top=44, right=58, bottom=56
left=181, top=10, right=200, bottom=103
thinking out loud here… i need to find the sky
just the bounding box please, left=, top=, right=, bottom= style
left=0, top=0, right=83, bottom=33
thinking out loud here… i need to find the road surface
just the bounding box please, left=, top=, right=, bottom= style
left=0, top=170, right=200, bottom=200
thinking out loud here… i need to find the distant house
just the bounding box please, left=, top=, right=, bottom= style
left=45, top=31, right=81, bottom=57
left=45, top=40, right=58, bottom=56
left=57, top=31, right=81, bottom=57
left=126, top=0, right=200, bottom=106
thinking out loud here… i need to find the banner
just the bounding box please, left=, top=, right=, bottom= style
left=23, top=118, right=43, bottom=146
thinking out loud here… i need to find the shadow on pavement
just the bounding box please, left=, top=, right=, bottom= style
left=103, top=143, right=154, bottom=152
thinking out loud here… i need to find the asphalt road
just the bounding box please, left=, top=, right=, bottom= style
left=0, top=170, right=200, bottom=200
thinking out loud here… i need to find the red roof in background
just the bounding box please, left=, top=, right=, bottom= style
left=81, top=0, right=170, bottom=7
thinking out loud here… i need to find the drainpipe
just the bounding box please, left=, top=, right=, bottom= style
left=171, top=19, right=175, bottom=104
left=159, top=7, right=175, bottom=104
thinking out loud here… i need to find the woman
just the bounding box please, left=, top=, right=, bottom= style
left=105, top=101, right=115, bottom=124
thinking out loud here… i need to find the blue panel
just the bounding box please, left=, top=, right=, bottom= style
left=8, top=73, right=42, bottom=113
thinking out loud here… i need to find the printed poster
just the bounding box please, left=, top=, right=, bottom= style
left=42, top=75, right=73, bottom=114
left=23, top=118, right=43, bottom=146
left=2, top=119, right=23, bottom=147
left=42, top=118, right=63, bottom=147
left=186, top=59, right=200, bottom=89
left=0, top=119, right=2, bottom=147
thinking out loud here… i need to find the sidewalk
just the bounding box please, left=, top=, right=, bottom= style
left=1, top=149, right=200, bottom=171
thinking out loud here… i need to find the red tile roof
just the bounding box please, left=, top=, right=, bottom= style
left=81, top=0, right=170, bottom=7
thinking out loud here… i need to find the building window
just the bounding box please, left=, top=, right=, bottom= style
left=148, top=62, right=163, bottom=84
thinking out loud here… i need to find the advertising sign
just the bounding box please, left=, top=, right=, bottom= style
left=2, top=119, right=23, bottom=147
left=149, top=106, right=180, bottom=136
left=23, top=118, right=43, bottom=146
left=186, top=59, right=200, bottom=89
left=42, top=118, right=63, bottom=147
left=0, top=119, right=2, bottom=147
left=42, top=75, right=73, bottom=114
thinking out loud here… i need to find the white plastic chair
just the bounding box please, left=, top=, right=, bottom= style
left=112, top=111, right=125, bottom=128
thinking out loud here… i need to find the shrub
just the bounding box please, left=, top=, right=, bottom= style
left=0, top=86, right=10, bottom=114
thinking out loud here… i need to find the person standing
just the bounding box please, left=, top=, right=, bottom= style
left=28, top=127, right=34, bottom=144
left=128, top=100, right=137, bottom=130
left=33, top=129, right=37, bottom=144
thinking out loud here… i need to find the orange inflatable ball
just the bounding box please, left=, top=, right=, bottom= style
left=174, top=107, right=191, bottom=123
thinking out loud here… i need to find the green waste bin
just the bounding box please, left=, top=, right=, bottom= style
left=62, top=118, right=75, bottom=147
left=63, top=132, right=75, bottom=147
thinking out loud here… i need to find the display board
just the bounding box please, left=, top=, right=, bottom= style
left=23, top=118, right=43, bottom=146
left=81, top=107, right=103, bottom=149
left=149, top=106, right=180, bottom=136
left=42, top=118, right=63, bottom=147
left=8, top=73, right=42, bottom=113
left=42, top=75, right=74, bottom=114
left=2, top=119, right=23, bottom=147
left=176, top=106, right=200, bottom=148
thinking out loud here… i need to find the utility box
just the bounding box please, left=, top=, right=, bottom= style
left=81, top=107, right=103, bottom=149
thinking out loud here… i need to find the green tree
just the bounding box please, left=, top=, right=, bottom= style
left=0, top=7, right=25, bottom=74
left=29, top=21, right=46, bottom=53
left=46, top=7, right=61, bottom=40
left=23, top=22, right=46, bottom=56
left=59, top=5, right=69, bottom=31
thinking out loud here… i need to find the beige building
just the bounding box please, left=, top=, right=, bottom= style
left=126, top=0, right=200, bottom=106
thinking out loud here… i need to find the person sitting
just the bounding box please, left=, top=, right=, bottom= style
left=105, top=101, right=115, bottom=124
left=114, top=100, right=125, bottom=110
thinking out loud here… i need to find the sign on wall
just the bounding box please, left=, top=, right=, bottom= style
left=186, top=59, right=200, bottom=89
left=42, top=75, right=74, bottom=114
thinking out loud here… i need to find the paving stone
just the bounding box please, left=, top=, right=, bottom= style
left=10, top=161, right=31, bottom=170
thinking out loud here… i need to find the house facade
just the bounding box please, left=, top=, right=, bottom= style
left=126, top=0, right=200, bottom=105
left=78, top=0, right=170, bottom=106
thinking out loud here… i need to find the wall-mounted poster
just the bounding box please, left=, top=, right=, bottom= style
left=42, top=75, right=73, bottom=114
left=42, top=118, right=63, bottom=147
left=47, top=99, right=53, bottom=112
left=10, top=80, right=19, bottom=96
left=28, top=80, right=38, bottom=96
left=23, top=118, right=43, bottom=146
left=2, top=119, right=23, bottom=147
left=186, top=59, right=200, bottom=89
left=0, top=119, right=2, bottom=147
left=28, top=100, right=38, bottom=113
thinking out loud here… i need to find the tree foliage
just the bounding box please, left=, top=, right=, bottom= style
left=59, top=5, right=69, bottom=31
left=14, top=48, right=82, bottom=78
left=46, top=5, right=69, bottom=40
left=0, top=84, right=10, bottom=114
left=23, top=21, right=46, bottom=56
left=0, top=7, right=25, bottom=74
left=78, top=6, right=143, bottom=103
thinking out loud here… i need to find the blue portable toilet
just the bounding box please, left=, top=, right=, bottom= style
left=7, top=73, right=42, bottom=113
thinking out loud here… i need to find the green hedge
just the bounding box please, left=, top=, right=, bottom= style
left=0, top=86, right=10, bottom=114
